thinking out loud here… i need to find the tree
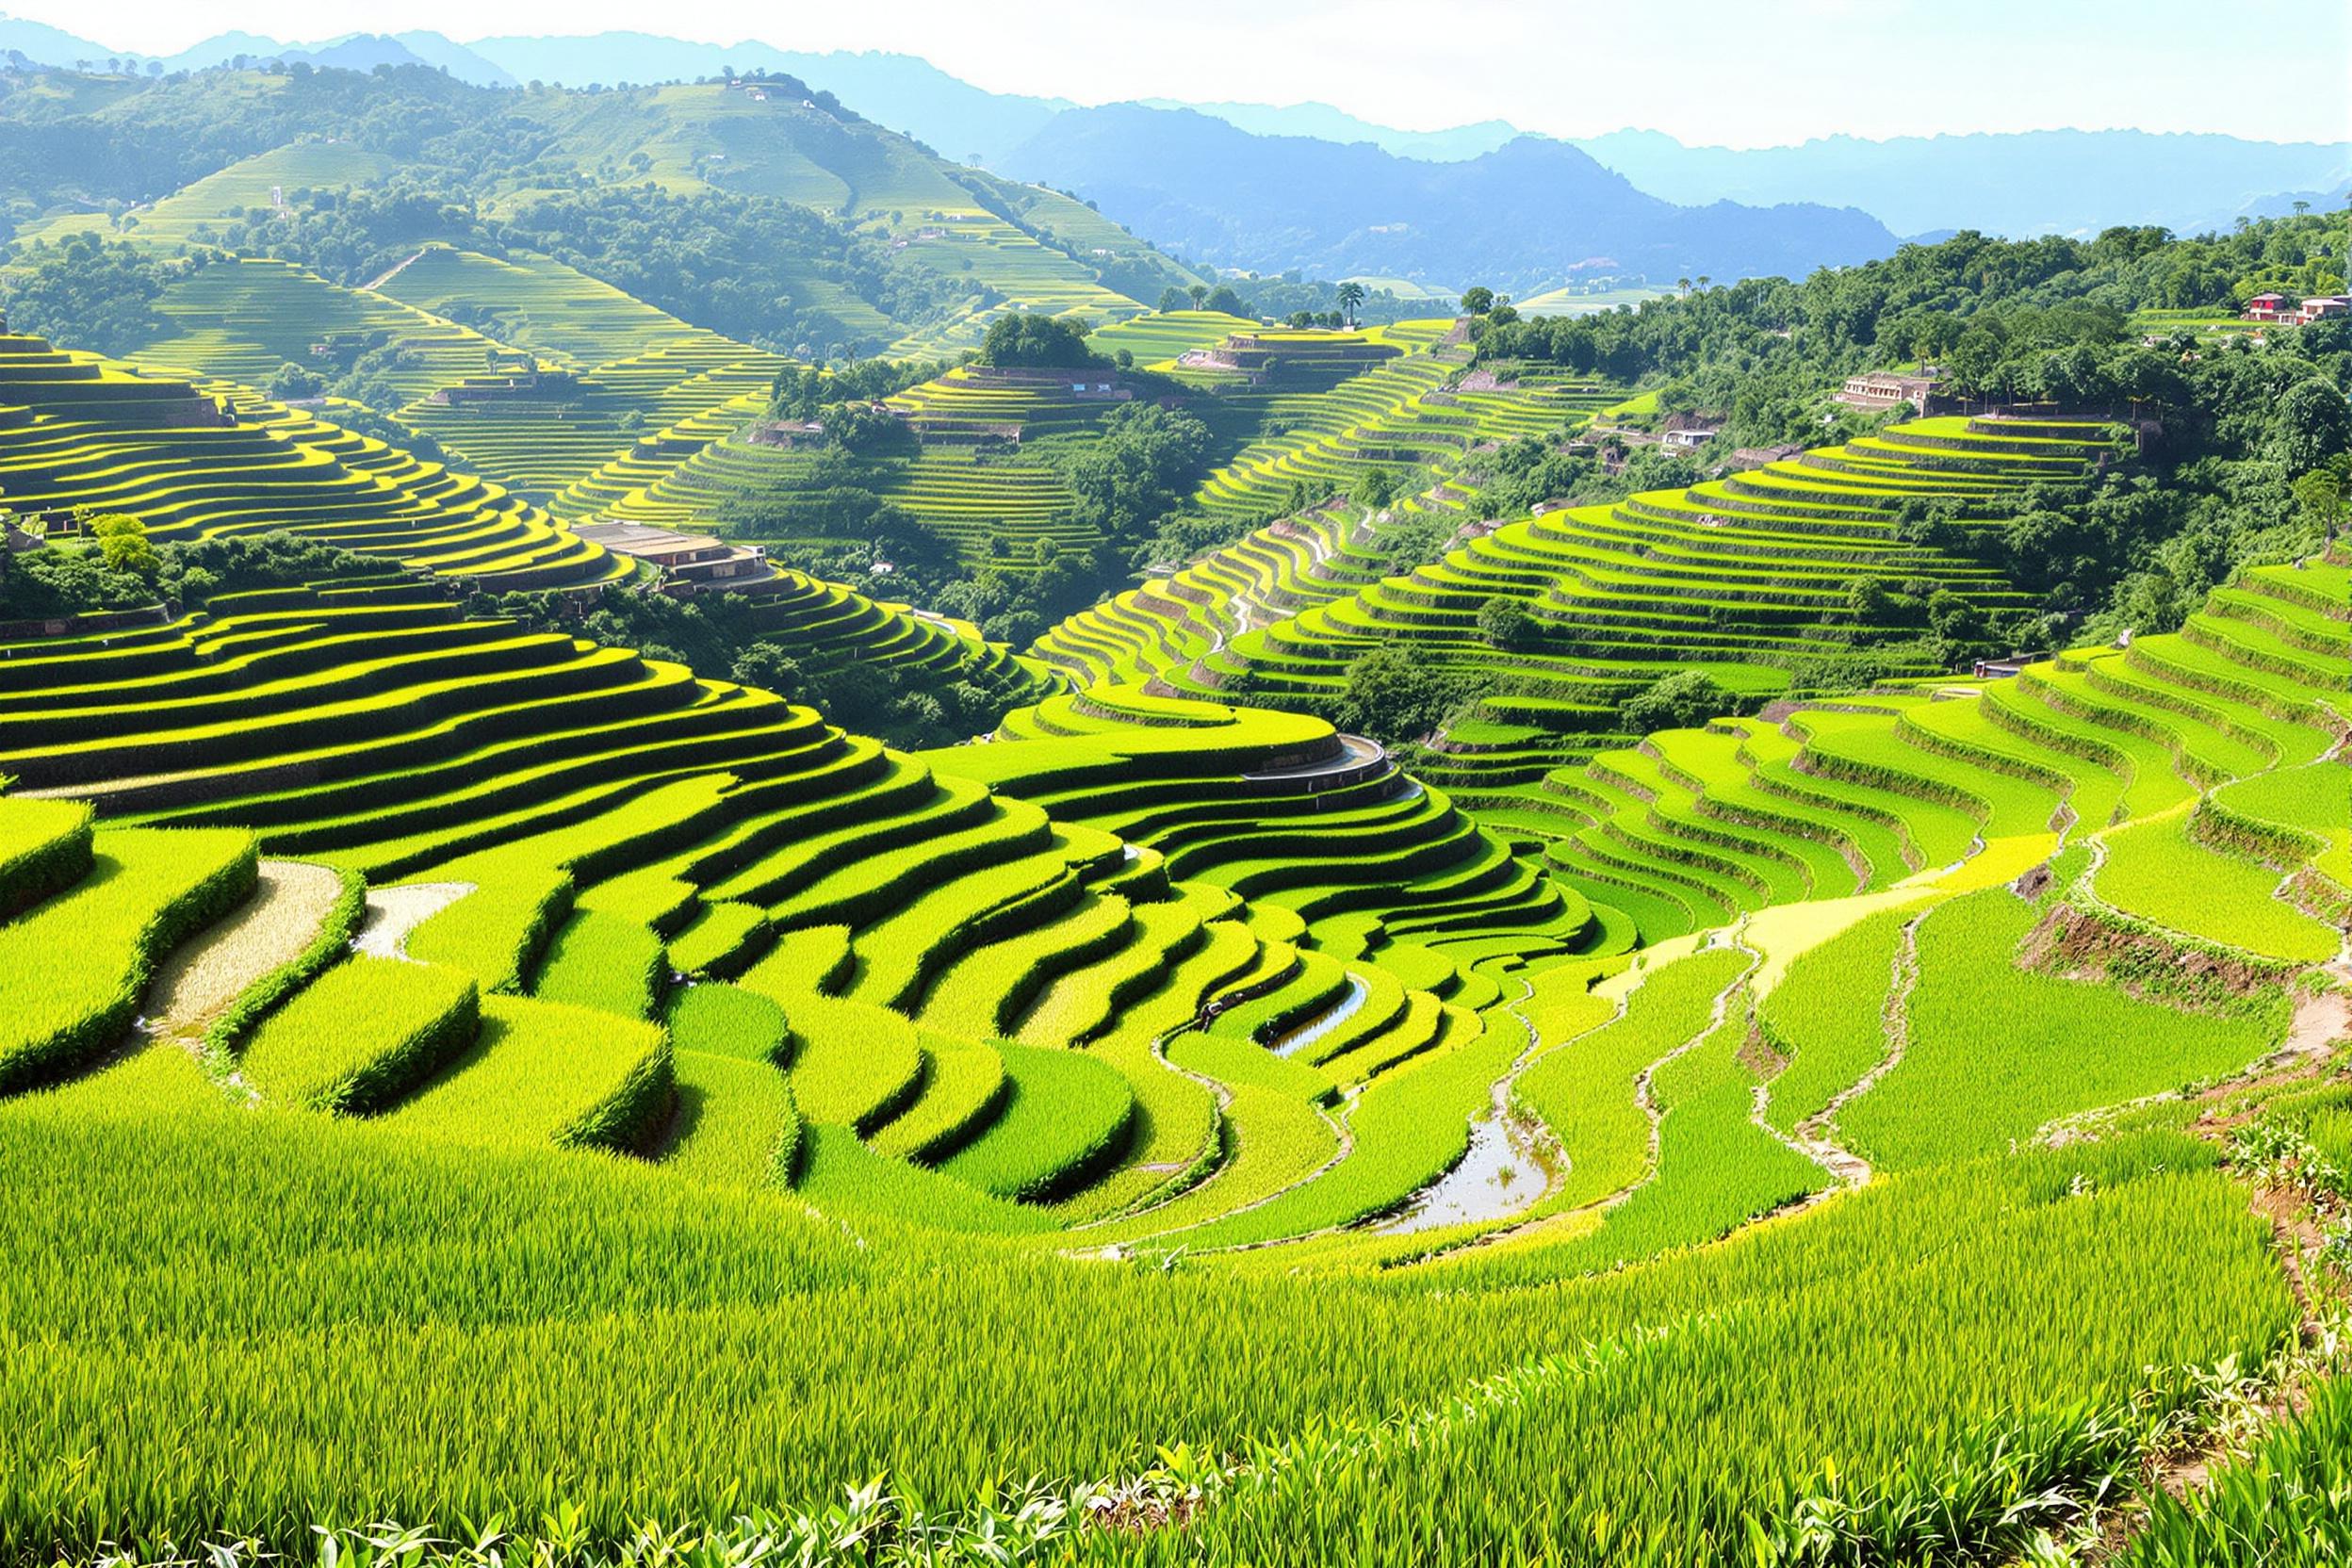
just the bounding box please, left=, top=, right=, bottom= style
left=268, top=362, right=327, bottom=401
left=816, top=401, right=918, bottom=458
left=1352, top=466, right=1396, bottom=512
left=87, top=514, right=158, bottom=579
left=2291, top=456, right=2351, bottom=533
left=1339, top=644, right=1457, bottom=743
left=1460, top=286, right=1495, bottom=318
left=1620, top=670, right=1733, bottom=735
left=1335, top=281, right=1365, bottom=329
left=2269, top=379, right=2352, bottom=475
left=1157, top=286, right=1189, bottom=312
left=1476, top=596, right=1538, bottom=651
left=1063, top=403, right=1211, bottom=545
left=1187, top=285, right=1209, bottom=311
left=1203, top=285, right=1247, bottom=316
left=976, top=313, right=1103, bottom=370
left=729, top=642, right=805, bottom=700
left=1, top=234, right=168, bottom=356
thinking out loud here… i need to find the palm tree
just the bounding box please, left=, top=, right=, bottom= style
left=1336, top=281, right=1365, bottom=329
left=1676, top=277, right=1692, bottom=295
left=1695, top=275, right=1711, bottom=291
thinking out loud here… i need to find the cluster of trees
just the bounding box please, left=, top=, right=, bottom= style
left=724, top=392, right=1217, bottom=649
left=1155, top=284, right=1249, bottom=317
left=0, top=234, right=172, bottom=355
left=767, top=357, right=950, bottom=420
left=1472, top=218, right=2344, bottom=431
left=1, top=522, right=404, bottom=622
left=1463, top=216, right=2352, bottom=648
left=1064, top=403, right=1212, bottom=552
left=976, top=313, right=1104, bottom=370
left=1246, top=637, right=1754, bottom=751
left=1460, top=433, right=1703, bottom=520
left=1192, top=272, right=1423, bottom=328
left=461, top=575, right=1037, bottom=749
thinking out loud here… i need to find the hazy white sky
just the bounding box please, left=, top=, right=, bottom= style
left=18, top=0, right=2352, bottom=147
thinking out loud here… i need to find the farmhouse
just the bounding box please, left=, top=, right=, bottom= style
left=2243, top=292, right=2294, bottom=322
left=1661, top=415, right=1723, bottom=450
left=748, top=418, right=828, bottom=449
left=571, top=521, right=775, bottom=596
left=2297, top=295, right=2350, bottom=324
left=1837, top=369, right=1946, bottom=414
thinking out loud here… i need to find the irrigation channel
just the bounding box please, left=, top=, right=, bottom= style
left=1380, top=973, right=1559, bottom=1233
left=1267, top=976, right=1370, bottom=1059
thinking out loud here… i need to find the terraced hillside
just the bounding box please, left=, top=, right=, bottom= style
left=1033, top=414, right=2119, bottom=784
left=0, top=568, right=1581, bottom=1244
left=579, top=318, right=1612, bottom=580
left=375, top=246, right=760, bottom=369
left=0, top=332, right=1038, bottom=694
left=8, top=72, right=2352, bottom=1560
left=17, top=141, right=401, bottom=249
left=2, top=514, right=2343, bottom=1558
left=0, top=332, right=627, bottom=592
left=136, top=256, right=517, bottom=405
left=592, top=434, right=1087, bottom=569
left=113, top=253, right=795, bottom=505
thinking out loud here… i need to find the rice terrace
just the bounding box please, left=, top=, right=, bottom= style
left=1, top=2, right=2349, bottom=1563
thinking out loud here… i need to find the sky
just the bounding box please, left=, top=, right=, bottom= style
left=13, top=0, right=2351, bottom=148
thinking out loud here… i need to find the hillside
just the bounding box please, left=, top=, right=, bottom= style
left=3, top=53, right=2352, bottom=1566
left=0, top=63, right=1200, bottom=358
left=1001, top=106, right=1900, bottom=294
left=1, top=373, right=2345, bottom=1559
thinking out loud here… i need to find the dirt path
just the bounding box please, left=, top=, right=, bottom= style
left=354, top=882, right=475, bottom=962
left=2283, top=987, right=2351, bottom=1061
left=143, top=860, right=344, bottom=1044
left=364, top=249, right=430, bottom=293
left=1782, top=910, right=1925, bottom=1189
left=1627, top=938, right=1751, bottom=1192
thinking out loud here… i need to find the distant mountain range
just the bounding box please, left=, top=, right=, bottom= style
left=3, top=16, right=2344, bottom=270
left=1133, top=100, right=1517, bottom=164
left=1566, top=128, right=2352, bottom=239
left=999, top=106, right=1899, bottom=294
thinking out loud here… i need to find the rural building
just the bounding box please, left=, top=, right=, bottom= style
left=572, top=522, right=775, bottom=596
left=1661, top=415, right=1723, bottom=450
left=2297, top=295, right=2350, bottom=324
left=2243, top=292, right=2294, bottom=322
left=1837, top=369, right=1946, bottom=414
left=749, top=418, right=827, bottom=449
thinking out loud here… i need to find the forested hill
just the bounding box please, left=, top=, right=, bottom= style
left=0, top=61, right=1201, bottom=359
left=1000, top=104, right=1900, bottom=295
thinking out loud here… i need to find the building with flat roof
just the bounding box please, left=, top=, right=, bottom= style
left=1837, top=369, right=1946, bottom=414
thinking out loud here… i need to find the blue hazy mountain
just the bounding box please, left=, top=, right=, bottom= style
left=1002, top=106, right=1899, bottom=293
